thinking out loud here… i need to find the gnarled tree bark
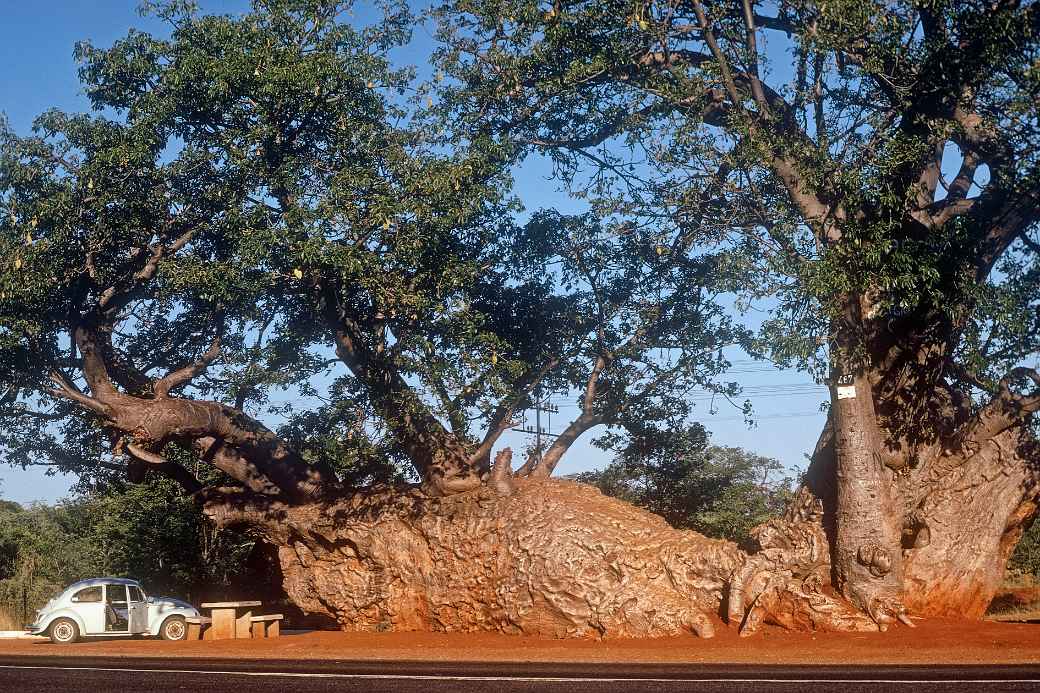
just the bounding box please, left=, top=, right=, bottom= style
left=48, top=316, right=1040, bottom=639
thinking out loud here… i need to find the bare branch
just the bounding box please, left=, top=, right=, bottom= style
left=0, top=404, right=64, bottom=421
left=951, top=366, right=1040, bottom=454
left=973, top=182, right=1040, bottom=280
left=46, top=371, right=111, bottom=415
left=127, top=442, right=204, bottom=495
left=740, top=0, right=772, bottom=119
left=73, top=325, right=119, bottom=400
left=691, top=0, right=744, bottom=108
left=154, top=331, right=223, bottom=398
left=127, top=442, right=169, bottom=466
left=946, top=150, right=980, bottom=201
left=528, top=408, right=605, bottom=479
left=915, top=195, right=977, bottom=229
left=194, top=437, right=283, bottom=496
left=97, top=227, right=197, bottom=314
left=1022, top=233, right=1040, bottom=256
left=469, top=357, right=560, bottom=467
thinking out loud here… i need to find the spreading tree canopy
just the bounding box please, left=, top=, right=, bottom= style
left=0, top=0, right=745, bottom=505
left=4, top=0, right=1038, bottom=636
left=434, top=0, right=1040, bottom=622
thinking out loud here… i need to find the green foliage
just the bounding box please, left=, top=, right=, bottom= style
left=78, top=478, right=255, bottom=596
left=0, top=499, right=93, bottom=626
left=0, top=477, right=254, bottom=625
left=577, top=428, right=796, bottom=546
left=0, top=0, right=757, bottom=492
left=436, top=0, right=1040, bottom=387
left=1009, top=519, right=1040, bottom=580
left=0, top=0, right=519, bottom=482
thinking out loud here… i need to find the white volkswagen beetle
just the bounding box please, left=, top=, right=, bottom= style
left=25, top=577, right=200, bottom=644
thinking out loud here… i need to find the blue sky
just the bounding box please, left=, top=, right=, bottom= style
left=0, top=1, right=828, bottom=504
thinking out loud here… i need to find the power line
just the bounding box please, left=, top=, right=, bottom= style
left=691, top=411, right=824, bottom=422
left=510, top=386, right=560, bottom=460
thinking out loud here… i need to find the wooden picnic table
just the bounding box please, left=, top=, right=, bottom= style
left=199, top=601, right=262, bottom=640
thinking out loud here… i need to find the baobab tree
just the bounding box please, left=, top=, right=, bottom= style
left=435, top=0, right=1040, bottom=626
left=2, top=0, right=1036, bottom=637
left=1, top=0, right=813, bottom=638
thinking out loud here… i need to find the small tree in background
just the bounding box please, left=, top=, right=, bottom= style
left=1009, top=522, right=1040, bottom=582
left=577, top=427, right=795, bottom=546
left=0, top=499, right=92, bottom=627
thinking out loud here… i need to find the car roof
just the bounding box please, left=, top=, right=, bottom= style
left=64, top=577, right=141, bottom=591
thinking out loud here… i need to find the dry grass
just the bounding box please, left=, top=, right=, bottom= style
left=0, top=606, right=21, bottom=631
left=986, top=572, right=1040, bottom=622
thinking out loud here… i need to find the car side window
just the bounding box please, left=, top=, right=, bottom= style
left=128, top=586, right=144, bottom=602
left=72, top=586, right=102, bottom=603
left=107, top=584, right=128, bottom=603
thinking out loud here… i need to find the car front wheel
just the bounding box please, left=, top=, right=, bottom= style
left=160, top=615, right=187, bottom=641
left=48, top=618, right=79, bottom=645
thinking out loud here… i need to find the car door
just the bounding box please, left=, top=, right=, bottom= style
left=105, top=583, right=130, bottom=632
left=128, top=585, right=148, bottom=634
left=69, top=585, right=105, bottom=634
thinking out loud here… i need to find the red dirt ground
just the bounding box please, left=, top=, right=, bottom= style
left=3, top=618, right=1039, bottom=665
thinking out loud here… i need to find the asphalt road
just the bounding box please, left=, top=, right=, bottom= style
left=1, top=656, right=1039, bottom=692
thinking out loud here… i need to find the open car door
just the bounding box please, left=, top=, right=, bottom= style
left=128, top=585, right=148, bottom=634
left=104, top=583, right=130, bottom=632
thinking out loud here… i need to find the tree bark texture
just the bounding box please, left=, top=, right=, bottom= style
left=55, top=323, right=1040, bottom=637
left=806, top=415, right=1039, bottom=623
left=205, top=477, right=878, bottom=638
left=901, top=427, right=1040, bottom=617
left=830, top=372, right=908, bottom=627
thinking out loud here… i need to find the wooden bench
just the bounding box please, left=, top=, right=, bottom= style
left=185, top=616, right=212, bottom=641
left=249, top=614, right=283, bottom=638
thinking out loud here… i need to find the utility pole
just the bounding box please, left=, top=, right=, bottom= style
left=510, top=385, right=559, bottom=464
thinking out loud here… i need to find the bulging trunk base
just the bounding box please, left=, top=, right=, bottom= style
left=210, top=478, right=875, bottom=639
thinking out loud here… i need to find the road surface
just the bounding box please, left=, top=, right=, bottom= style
left=1, top=656, right=1039, bottom=691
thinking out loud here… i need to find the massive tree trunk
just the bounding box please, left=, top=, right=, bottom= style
left=902, top=426, right=1040, bottom=617
left=806, top=405, right=1040, bottom=625
left=202, top=468, right=877, bottom=637
left=56, top=321, right=1040, bottom=638
left=830, top=371, right=908, bottom=627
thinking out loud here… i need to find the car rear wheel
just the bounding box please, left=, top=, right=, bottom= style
left=160, top=615, right=187, bottom=641
left=48, top=618, right=79, bottom=645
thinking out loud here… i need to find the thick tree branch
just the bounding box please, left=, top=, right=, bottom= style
left=740, top=0, right=772, bottom=119
left=469, top=357, right=560, bottom=468
left=194, top=436, right=284, bottom=496
left=528, top=408, right=605, bottom=479
left=528, top=355, right=607, bottom=479
left=973, top=182, right=1040, bottom=280
left=154, top=331, right=223, bottom=398
left=951, top=366, right=1040, bottom=454
left=73, top=324, right=120, bottom=401
left=321, top=283, right=481, bottom=494
left=46, top=371, right=111, bottom=415
left=916, top=195, right=977, bottom=229
left=63, top=324, right=335, bottom=502
left=97, top=227, right=197, bottom=315
left=946, top=150, right=980, bottom=201
left=126, top=442, right=203, bottom=494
